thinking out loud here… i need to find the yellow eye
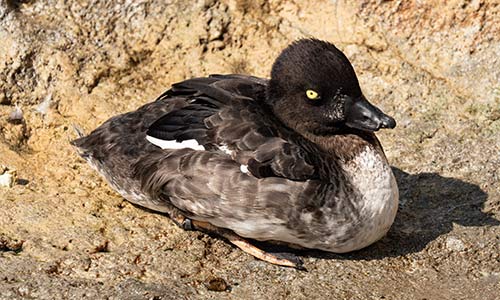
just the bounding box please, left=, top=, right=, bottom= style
left=306, top=89, right=319, bottom=100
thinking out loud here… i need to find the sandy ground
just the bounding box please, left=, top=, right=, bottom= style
left=0, top=0, right=499, bottom=299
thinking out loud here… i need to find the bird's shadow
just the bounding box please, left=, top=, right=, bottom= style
left=299, top=167, right=499, bottom=261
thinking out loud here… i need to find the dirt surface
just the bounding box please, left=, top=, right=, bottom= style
left=0, top=0, right=499, bottom=299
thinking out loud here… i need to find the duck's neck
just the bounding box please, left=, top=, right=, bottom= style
left=304, top=130, right=398, bottom=251
left=302, top=129, right=386, bottom=164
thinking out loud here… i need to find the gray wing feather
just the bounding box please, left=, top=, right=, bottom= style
left=147, top=75, right=320, bottom=181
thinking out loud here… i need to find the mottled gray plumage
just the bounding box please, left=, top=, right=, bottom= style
left=72, top=39, right=398, bottom=253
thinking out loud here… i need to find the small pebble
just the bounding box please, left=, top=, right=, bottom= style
left=8, top=106, right=23, bottom=124
left=36, top=94, right=52, bottom=115
left=445, top=236, right=465, bottom=251
left=0, top=166, right=17, bottom=188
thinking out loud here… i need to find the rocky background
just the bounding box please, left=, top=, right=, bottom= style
left=0, top=0, right=499, bottom=299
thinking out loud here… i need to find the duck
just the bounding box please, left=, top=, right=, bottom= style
left=72, top=38, right=399, bottom=269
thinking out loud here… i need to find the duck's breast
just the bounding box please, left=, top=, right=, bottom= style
left=338, top=145, right=399, bottom=251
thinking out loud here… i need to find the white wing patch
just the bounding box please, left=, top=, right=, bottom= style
left=217, top=143, right=234, bottom=156
left=146, top=135, right=205, bottom=151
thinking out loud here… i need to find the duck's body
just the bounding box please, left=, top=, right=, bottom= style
left=72, top=39, right=398, bottom=264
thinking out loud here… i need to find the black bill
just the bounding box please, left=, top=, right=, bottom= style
left=344, top=95, right=396, bottom=132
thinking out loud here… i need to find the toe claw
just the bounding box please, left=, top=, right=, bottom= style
left=181, top=218, right=193, bottom=231
left=271, top=252, right=307, bottom=270
left=170, top=213, right=192, bottom=231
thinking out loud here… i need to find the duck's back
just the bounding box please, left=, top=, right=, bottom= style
left=72, top=75, right=264, bottom=206
left=71, top=74, right=318, bottom=213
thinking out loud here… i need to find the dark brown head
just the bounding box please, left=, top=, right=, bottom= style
left=267, top=39, right=395, bottom=135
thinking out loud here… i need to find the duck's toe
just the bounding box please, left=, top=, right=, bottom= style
left=180, top=218, right=193, bottom=231
left=170, top=213, right=193, bottom=231
left=268, top=252, right=306, bottom=271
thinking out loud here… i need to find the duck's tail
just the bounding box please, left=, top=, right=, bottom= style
left=72, top=124, right=86, bottom=139
left=70, top=123, right=93, bottom=161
